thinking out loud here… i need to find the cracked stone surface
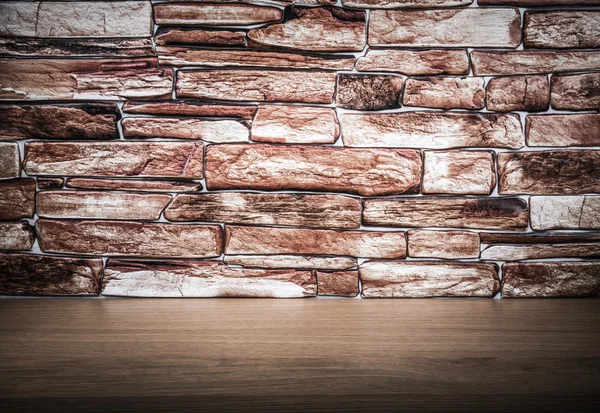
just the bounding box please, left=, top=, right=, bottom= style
left=122, top=117, right=249, bottom=142
left=487, top=75, right=549, bottom=112
left=363, top=197, right=529, bottom=230
left=471, top=50, right=600, bottom=75
left=24, top=141, right=204, bottom=179
left=37, top=220, right=223, bottom=258
left=37, top=191, right=172, bottom=221
left=360, top=261, right=500, bottom=298
left=524, top=11, right=600, bottom=49
left=102, top=260, right=316, bottom=298
left=65, top=178, right=202, bottom=193
left=529, top=196, right=600, bottom=230
left=248, top=7, right=366, bottom=52
left=498, top=150, right=600, bottom=195
left=356, top=49, right=469, bottom=75
left=225, top=255, right=357, bottom=271
left=526, top=113, right=600, bottom=147
left=0, top=179, right=35, bottom=220
left=165, top=192, right=361, bottom=229
left=340, top=112, right=523, bottom=149
left=423, top=151, right=496, bottom=195
left=317, top=271, right=359, bottom=297
left=0, top=253, right=103, bottom=296
left=407, top=230, right=480, bottom=259
left=502, top=262, right=600, bottom=298
left=336, top=74, right=403, bottom=110
left=0, top=221, right=35, bottom=251
left=225, top=225, right=407, bottom=259
left=205, top=144, right=422, bottom=196
left=154, top=3, right=283, bottom=26
left=403, top=77, right=485, bottom=110
left=551, top=73, right=600, bottom=110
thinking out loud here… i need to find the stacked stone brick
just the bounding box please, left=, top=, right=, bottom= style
left=0, top=0, right=599, bottom=298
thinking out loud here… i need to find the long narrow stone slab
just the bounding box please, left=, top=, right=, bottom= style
left=102, top=260, right=316, bottom=298
left=0, top=58, right=173, bottom=101
left=498, top=150, right=600, bottom=195
left=37, top=220, right=222, bottom=258
left=225, top=226, right=406, bottom=259
left=0, top=222, right=34, bottom=251
left=530, top=196, right=600, bottom=230
left=0, top=253, right=102, bottom=296
left=482, top=244, right=600, bottom=261
left=369, top=8, right=521, bottom=47
left=154, top=3, right=283, bottom=26
left=480, top=0, right=600, bottom=4
left=480, top=232, right=600, bottom=244
left=526, top=114, right=600, bottom=147
left=165, top=193, right=361, bottom=229
left=0, top=1, right=152, bottom=38
left=551, top=73, right=600, bottom=111
left=65, top=178, right=202, bottom=193
left=407, top=230, right=480, bottom=259
left=123, top=102, right=257, bottom=120
left=502, top=262, right=600, bottom=298
left=251, top=105, right=339, bottom=144
left=225, top=255, right=357, bottom=271
left=0, top=38, right=154, bottom=58
left=24, top=142, right=204, bottom=179
left=356, top=49, right=469, bottom=76
left=122, top=117, right=249, bottom=142
left=176, top=70, right=335, bottom=103
left=422, top=150, right=496, bottom=195
left=155, top=28, right=246, bottom=47
left=0, top=143, right=20, bottom=179
left=0, top=179, right=35, bottom=221
left=0, top=103, right=119, bottom=140
left=340, top=112, right=523, bottom=149
left=471, top=50, right=600, bottom=75
left=403, top=77, right=485, bottom=110
left=363, top=197, right=529, bottom=230
left=157, top=46, right=355, bottom=71
left=37, top=191, right=172, bottom=221
left=317, top=271, right=359, bottom=297
left=360, top=261, right=500, bottom=298
left=205, top=144, right=421, bottom=196
left=524, top=11, right=600, bottom=49
left=342, top=0, right=472, bottom=7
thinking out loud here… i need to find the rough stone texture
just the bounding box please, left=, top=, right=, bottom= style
left=0, top=1, right=152, bottom=38
left=0, top=58, right=173, bottom=101
left=317, top=271, right=359, bottom=297
left=122, top=117, right=249, bottom=142
left=225, top=226, right=407, bottom=259
left=165, top=192, right=360, bottom=229
left=480, top=232, right=600, bottom=244
left=369, top=8, right=521, bottom=47
left=422, top=150, right=496, bottom=195
left=551, top=73, right=600, bottom=111
left=102, top=260, right=316, bottom=298
left=37, top=178, right=64, bottom=190
left=479, top=0, right=600, bottom=4
left=24, top=142, right=204, bottom=179
left=471, top=50, right=600, bottom=76
left=363, top=197, right=529, bottom=230
left=37, top=220, right=222, bottom=258
left=248, top=7, right=366, bottom=52
left=0, top=179, right=35, bottom=221
left=251, top=105, right=339, bottom=144
left=0, top=221, right=35, bottom=251
left=340, top=112, right=523, bottom=149
left=155, top=28, right=247, bottom=47
left=225, top=255, right=357, bottom=271
left=487, top=75, right=549, bottom=112
left=342, top=0, right=472, bottom=7
left=498, top=150, right=600, bottom=195
left=530, top=196, right=600, bottom=230
left=205, top=144, right=422, bottom=196
left=65, top=178, right=202, bottom=193
left=524, top=11, right=600, bottom=49
left=407, top=230, right=480, bottom=259
left=0, top=104, right=118, bottom=140
left=154, top=3, right=283, bottom=26
left=0, top=38, right=154, bottom=58
left=336, top=74, right=403, bottom=111
left=157, top=46, right=355, bottom=71
left=403, top=77, right=485, bottom=110
left=123, top=102, right=257, bottom=120
left=502, top=262, right=600, bottom=298
left=0, top=143, right=20, bottom=179
left=176, top=70, right=336, bottom=103
left=481, top=244, right=600, bottom=261
left=526, top=114, right=600, bottom=147
left=37, top=191, right=172, bottom=221
left=356, top=49, right=469, bottom=76
left=0, top=253, right=102, bottom=296
left=360, top=261, right=500, bottom=298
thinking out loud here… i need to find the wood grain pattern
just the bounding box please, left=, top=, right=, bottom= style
left=0, top=300, right=598, bottom=412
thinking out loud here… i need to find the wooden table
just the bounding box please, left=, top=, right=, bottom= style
left=1, top=299, right=598, bottom=412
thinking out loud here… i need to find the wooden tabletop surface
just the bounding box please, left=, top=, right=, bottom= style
left=1, top=299, right=599, bottom=412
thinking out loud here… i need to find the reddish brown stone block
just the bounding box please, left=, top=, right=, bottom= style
left=65, top=178, right=202, bottom=193
left=122, top=102, right=257, bottom=120
left=0, top=179, right=35, bottom=221
left=487, top=75, right=549, bottom=112
left=154, top=3, right=283, bottom=26
left=482, top=244, right=600, bottom=261
left=37, top=178, right=64, bottom=190
left=526, top=114, right=600, bottom=147
left=480, top=232, right=600, bottom=244
left=404, top=76, right=485, bottom=110
left=0, top=143, right=20, bottom=179
left=343, top=0, right=472, bottom=7
left=0, top=38, right=154, bottom=58
left=356, top=49, right=469, bottom=76
left=0, top=221, right=34, bottom=251
left=336, top=74, right=403, bottom=111
left=122, top=117, right=249, bottom=142
left=317, top=271, right=359, bottom=297
left=524, top=11, right=600, bottom=49
left=225, top=255, right=357, bottom=271
left=551, top=73, right=600, bottom=110
left=155, top=28, right=247, bottom=47
left=407, top=230, right=480, bottom=259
